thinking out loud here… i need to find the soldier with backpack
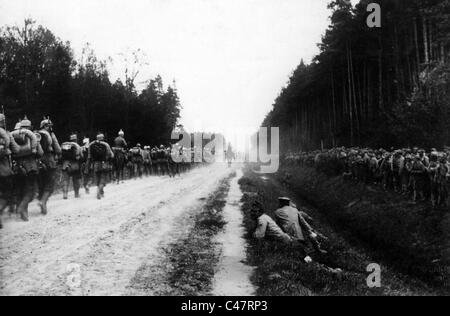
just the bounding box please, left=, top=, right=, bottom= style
left=0, top=113, right=20, bottom=228
left=37, top=117, right=61, bottom=215
left=156, top=145, right=169, bottom=176
left=61, top=133, right=82, bottom=199
left=129, top=144, right=144, bottom=179
left=88, top=133, right=114, bottom=200
left=142, top=146, right=152, bottom=176
left=80, top=138, right=91, bottom=194
left=11, top=117, right=42, bottom=221
left=112, top=130, right=128, bottom=183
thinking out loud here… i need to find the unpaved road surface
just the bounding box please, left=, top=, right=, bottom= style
left=0, top=164, right=236, bottom=296
left=212, top=169, right=255, bottom=296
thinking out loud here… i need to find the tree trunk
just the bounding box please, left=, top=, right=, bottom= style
left=423, top=16, right=429, bottom=64
left=378, top=30, right=383, bottom=113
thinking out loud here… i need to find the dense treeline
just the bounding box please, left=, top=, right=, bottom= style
left=263, top=0, right=450, bottom=152
left=0, top=19, right=181, bottom=145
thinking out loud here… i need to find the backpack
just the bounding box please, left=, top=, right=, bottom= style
left=130, top=148, right=141, bottom=157
left=0, top=142, right=7, bottom=158
left=0, top=128, right=8, bottom=158
left=90, top=141, right=108, bottom=161
left=39, top=130, right=53, bottom=153
left=61, top=142, right=78, bottom=161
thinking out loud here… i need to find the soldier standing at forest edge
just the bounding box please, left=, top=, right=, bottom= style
left=61, top=133, right=82, bottom=199
left=37, top=117, right=61, bottom=215
left=88, top=132, right=114, bottom=199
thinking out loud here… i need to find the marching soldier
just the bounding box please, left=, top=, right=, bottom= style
left=11, top=117, right=42, bottom=221
left=61, top=133, right=82, bottom=199
left=88, top=132, right=114, bottom=199
left=112, top=130, right=128, bottom=183
left=156, top=145, right=169, bottom=176
left=37, top=117, right=61, bottom=215
left=129, top=143, right=144, bottom=178
left=142, top=146, right=152, bottom=176
left=80, top=138, right=91, bottom=194
left=114, top=129, right=127, bottom=148
left=0, top=113, right=20, bottom=228
left=151, top=147, right=158, bottom=175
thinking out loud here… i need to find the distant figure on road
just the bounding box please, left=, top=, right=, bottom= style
left=225, top=143, right=234, bottom=168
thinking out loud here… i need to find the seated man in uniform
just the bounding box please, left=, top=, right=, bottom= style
left=251, top=201, right=292, bottom=244
left=274, top=197, right=327, bottom=254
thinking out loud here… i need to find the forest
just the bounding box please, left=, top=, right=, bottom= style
left=0, top=19, right=181, bottom=146
left=263, top=0, right=450, bottom=152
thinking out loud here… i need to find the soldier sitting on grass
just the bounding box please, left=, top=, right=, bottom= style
left=251, top=201, right=293, bottom=244
left=250, top=199, right=327, bottom=255
left=275, top=197, right=327, bottom=255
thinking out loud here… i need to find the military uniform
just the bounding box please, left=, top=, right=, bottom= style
left=88, top=135, right=114, bottom=199
left=274, top=198, right=326, bottom=254
left=142, top=147, right=152, bottom=176
left=253, top=214, right=292, bottom=244
left=80, top=139, right=91, bottom=194
left=112, top=131, right=128, bottom=183
left=61, top=135, right=82, bottom=199
left=411, top=157, right=426, bottom=202
left=37, top=119, right=61, bottom=215
left=0, top=116, right=21, bottom=227
left=129, top=145, right=144, bottom=178
left=11, top=118, right=42, bottom=221
left=156, top=146, right=169, bottom=176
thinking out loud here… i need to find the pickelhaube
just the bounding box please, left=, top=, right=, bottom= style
left=118, top=129, right=124, bottom=136
left=21, top=116, right=32, bottom=129
left=40, top=116, right=53, bottom=129
left=14, top=120, right=21, bottom=130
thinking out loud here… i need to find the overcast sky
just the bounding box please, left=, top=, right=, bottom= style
left=0, top=0, right=355, bottom=140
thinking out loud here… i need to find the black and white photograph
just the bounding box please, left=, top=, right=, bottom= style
left=0, top=0, right=449, bottom=301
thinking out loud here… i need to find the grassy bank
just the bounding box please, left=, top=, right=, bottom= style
left=239, top=166, right=440, bottom=296
left=278, top=164, right=450, bottom=294
left=165, top=173, right=235, bottom=295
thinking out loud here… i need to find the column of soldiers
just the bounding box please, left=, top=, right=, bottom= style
left=284, top=147, right=450, bottom=207
left=0, top=115, right=61, bottom=228
left=1, top=114, right=202, bottom=228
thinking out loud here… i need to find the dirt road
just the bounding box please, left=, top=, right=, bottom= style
left=0, top=164, right=241, bottom=296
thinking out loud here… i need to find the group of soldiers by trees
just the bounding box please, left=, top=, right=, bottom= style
left=264, top=0, right=449, bottom=207
left=285, top=147, right=450, bottom=207
left=264, top=0, right=450, bottom=151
